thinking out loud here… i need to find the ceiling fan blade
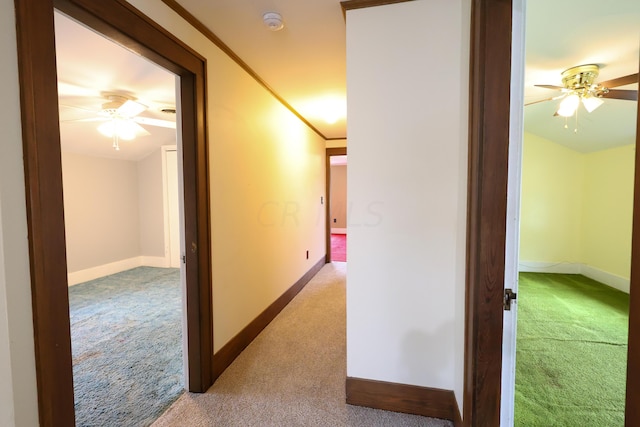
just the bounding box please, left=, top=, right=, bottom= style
left=61, top=117, right=108, bottom=123
left=534, top=84, right=564, bottom=90
left=525, top=97, right=555, bottom=106
left=131, top=121, right=151, bottom=137
left=599, top=73, right=639, bottom=89
left=133, top=116, right=177, bottom=129
left=118, top=100, right=147, bottom=117
left=601, top=89, right=638, bottom=101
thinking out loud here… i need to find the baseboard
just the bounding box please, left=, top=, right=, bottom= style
left=331, top=228, right=347, bottom=234
left=345, top=377, right=458, bottom=422
left=519, top=261, right=630, bottom=294
left=140, top=256, right=171, bottom=268
left=518, top=261, right=581, bottom=274
left=212, top=257, right=326, bottom=380
left=68, top=256, right=143, bottom=286
left=581, top=264, right=630, bottom=294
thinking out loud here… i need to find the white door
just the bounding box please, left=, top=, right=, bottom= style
left=166, top=149, right=181, bottom=268
left=501, top=1, right=526, bottom=425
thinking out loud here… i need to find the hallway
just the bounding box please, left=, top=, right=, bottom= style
left=152, top=263, right=452, bottom=426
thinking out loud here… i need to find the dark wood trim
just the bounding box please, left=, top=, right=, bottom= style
left=346, top=377, right=457, bottom=421
left=453, top=396, right=463, bottom=427
left=465, top=0, right=513, bottom=426
left=212, top=257, right=325, bottom=380
left=160, top=0, right=330, bottom=141
left=340, top=0, right=413, bottom=15
left=13, top=1, right=75, bottom=424
left=326, top=147, right=348, bottom=263
left=625, top=56, right=640, bottom=427
left=15, top=0, right=213, bottom=423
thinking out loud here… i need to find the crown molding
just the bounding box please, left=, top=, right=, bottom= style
left=160, top=0, right=334, bottom=141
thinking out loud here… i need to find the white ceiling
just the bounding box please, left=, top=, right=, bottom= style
left=55, top=0, right=638, bottom=160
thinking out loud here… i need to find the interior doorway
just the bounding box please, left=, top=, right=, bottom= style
left=325, top=147, right=347, bottom=262
left=14, top=0, right=212, bottom=425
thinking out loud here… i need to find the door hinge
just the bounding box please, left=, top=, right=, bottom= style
left=182, top=254, right=186, bottom=264
left=504, top=288, right=517, bottom=311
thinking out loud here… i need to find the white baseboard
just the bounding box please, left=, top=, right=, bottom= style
left=580, top=265, right=630, bottom=294
left=141, top=256, right=170, bottom=268
left=68, top=255, right=171, bottom=286
left=331, top=228, right=347, bottom=234
left=518, top=261, right=630, bottom=294
left=68, top=256, right=143, bottom=286
left=518, top=261, right=581, bottom=274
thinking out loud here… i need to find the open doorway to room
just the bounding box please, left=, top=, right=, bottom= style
left=326, top=147, right=347, bottom=263
left=55, top=12, right=186, bottom=425
left=329, top=154, right=347, bottom=262
left=508, top=1, right=639, bottom=425
left=14, top=0, right=212, bottom=424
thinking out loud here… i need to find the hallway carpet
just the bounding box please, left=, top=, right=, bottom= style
left=152, top=262, right=452, bottom=427
left=331, top=233, right=347, bottom=262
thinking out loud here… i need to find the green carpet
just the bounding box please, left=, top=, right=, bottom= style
left=515, top=273, right=629, bottom=426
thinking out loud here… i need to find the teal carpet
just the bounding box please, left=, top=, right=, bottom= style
left=69, top=267, right=184, bottom=427
left=515, top=273, right=629, bottom=426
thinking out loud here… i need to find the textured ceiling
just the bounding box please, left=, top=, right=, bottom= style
left=55, top=0, right=639, bottom=160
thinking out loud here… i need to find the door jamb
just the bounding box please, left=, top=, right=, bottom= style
left=13, top=0, right=213, bottom=425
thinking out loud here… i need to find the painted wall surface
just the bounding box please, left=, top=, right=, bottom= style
left=519, top=133, right=635, bottom=288
left=62, top=151, right=141, bottom=273
left=519, top=132, right=584, bottom=266
left=581, top=145, right=635, bottom=279
left=129, top=0, right=327, bottom=352
left=346, top=0, right=469, bottom=409
left=138, top=147, right=167, bottom=259
left=0, top=0, right=39, bottom=422
left=330, top=165, right=347, bottom=229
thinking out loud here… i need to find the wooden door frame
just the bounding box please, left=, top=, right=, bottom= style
left=467, top=0, right=639, bottom=425
left=13, top=0, right=213, bottom=425
left=326, top=147, right=348, bottom=263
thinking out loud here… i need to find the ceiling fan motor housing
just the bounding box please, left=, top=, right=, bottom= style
left=561, top=64, right=606, bottom=96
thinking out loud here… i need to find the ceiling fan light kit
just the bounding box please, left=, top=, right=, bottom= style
left=530, top=64, right=638, bottom=131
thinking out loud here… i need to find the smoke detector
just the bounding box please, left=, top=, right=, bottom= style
left=263, top=12, right=284, bottom=31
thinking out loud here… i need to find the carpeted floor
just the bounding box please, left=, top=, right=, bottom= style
left=152, top=262, right=452, bottom=427
left=69, top=266, right=184, bottom=427
left=331, top=233, right=347, bottom=262
left=515, top=273, right=629, bottom=426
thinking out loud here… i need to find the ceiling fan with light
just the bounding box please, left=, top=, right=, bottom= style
left=61, top=92, right=177, bottom=151
left=527, top=64, right=638, bottom=130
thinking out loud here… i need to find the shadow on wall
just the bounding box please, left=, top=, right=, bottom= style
left=402, top=322, right=454, bottom=387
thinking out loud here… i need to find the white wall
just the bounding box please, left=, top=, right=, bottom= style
left=138, top=147, right=167, bottom=259
left=0, top=0, right=39, bottom=423
left=346, top=0, right=469, bottom=410
left=62, top=151, right=141, bottom=273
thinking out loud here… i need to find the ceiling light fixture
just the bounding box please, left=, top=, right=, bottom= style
left=97, top=119, right=138, bottom=150
left=263, top=12, right=284, bottom=31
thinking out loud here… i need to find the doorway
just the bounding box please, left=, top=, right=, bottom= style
left=326, top=147, right=347, bottom=262
left=14, top=0, right=212, bottom=425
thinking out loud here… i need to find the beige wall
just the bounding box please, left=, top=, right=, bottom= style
left=130, top=0, right=327, bottom=352
left=326, top=138, right=347, bottom=148
left=346, top=0, right=470, bottom=410
left=330, top=165, right=347, bottom=229
left=62, top=151, right=141, bottom=272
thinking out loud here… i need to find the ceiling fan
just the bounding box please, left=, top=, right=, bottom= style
left=61, top=92, right=177, bottom=151
left=526, top=64, right=638, bottom=119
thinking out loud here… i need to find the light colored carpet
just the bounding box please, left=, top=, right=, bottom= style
left=152, top=262, right=453, bottom=427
